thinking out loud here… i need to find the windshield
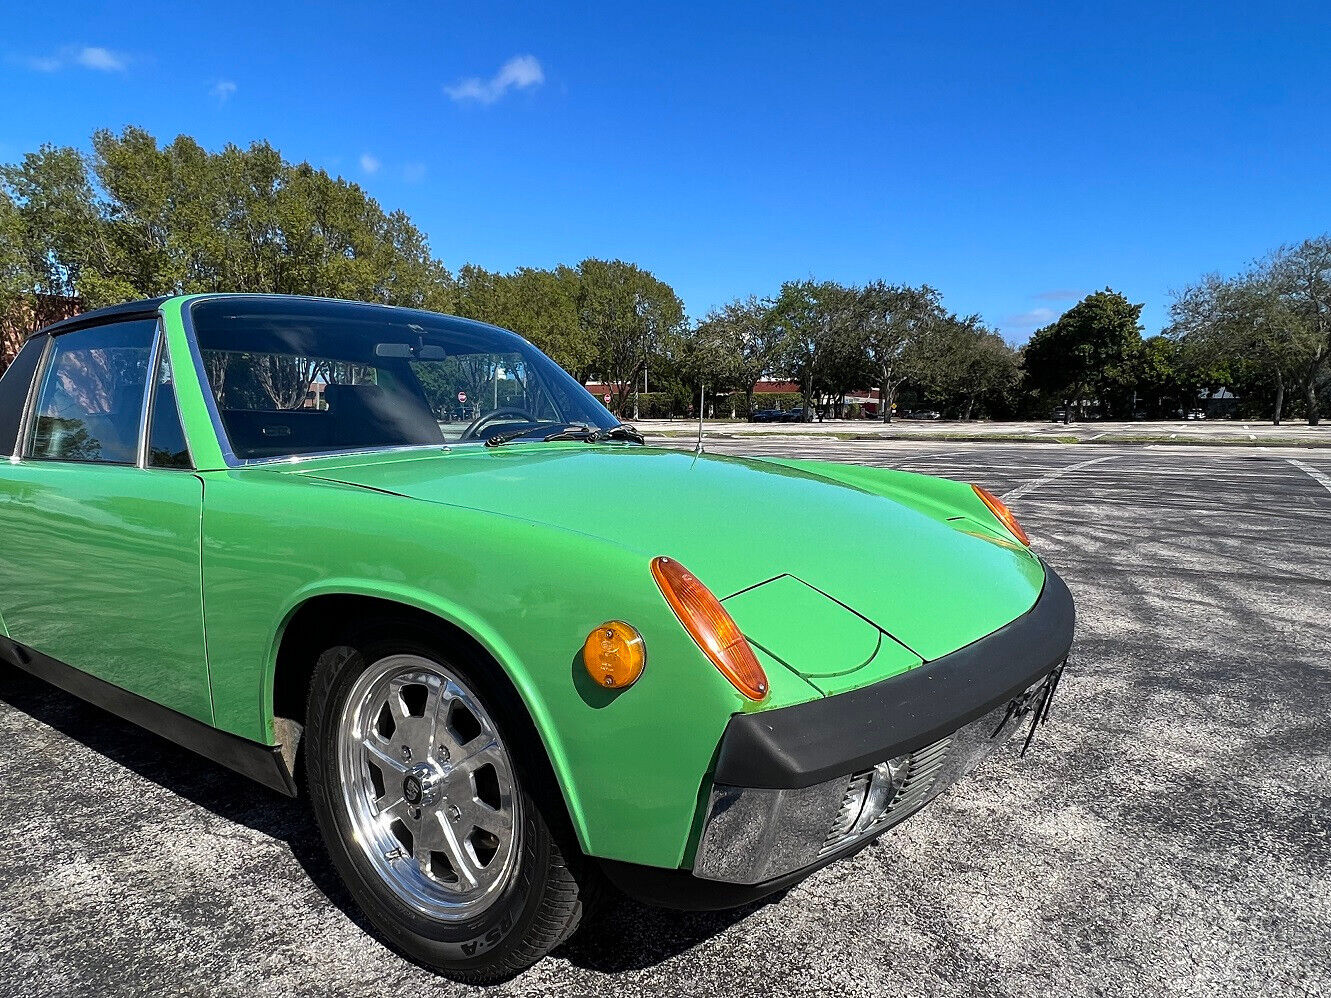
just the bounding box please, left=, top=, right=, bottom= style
left=189, top=297, right=617, bottom=461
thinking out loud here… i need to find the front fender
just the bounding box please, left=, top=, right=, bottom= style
left=756, top=458, right=1019, bottom=545
left=202, top=471, right=815, bottom=868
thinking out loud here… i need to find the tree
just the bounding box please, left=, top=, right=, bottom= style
left=1169, top=238, right=1331, bottom=425
left=858, top=282, right=943, bottom=422
left=0, top=127, right=454, bottom=351
left=769, top=280, right=861, bottom=421
left=1023, top=289, right=1144, bottom=422
left=1130, top=335, right=1185, bottom=418
left=911, top=314, right=1019, bottom=419
left=692, top=296, right=781, bottom=416
left=1266, top=238, right=1331, bottom=425
left=576, top=259, right=685, bottom=414
left=0, top=191, right=34, bottom=375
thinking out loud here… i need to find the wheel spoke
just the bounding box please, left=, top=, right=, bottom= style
left=452, top=737, right=502, bottom=776
left=460, top=795, right=512, bottom=836
left=431, top=810, right=483, bottom=889
left=363, top=737, right=408, bottom=774
left=385, top=681, right=411, bottom=724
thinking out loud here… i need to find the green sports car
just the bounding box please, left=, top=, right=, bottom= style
left=0, top=294, right=1073, bottom=981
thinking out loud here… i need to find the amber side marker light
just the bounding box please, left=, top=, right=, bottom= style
left=582, top=620, right=646, bottom=690
left=972, top=484, right=1031, bottom=546
left=651, top=556, right=769, bottom=701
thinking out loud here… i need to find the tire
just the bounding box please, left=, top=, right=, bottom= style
left=304, top=626, right=594, bottom=982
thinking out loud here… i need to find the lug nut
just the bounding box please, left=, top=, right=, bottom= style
left=401, top=746, right=412, bottom=761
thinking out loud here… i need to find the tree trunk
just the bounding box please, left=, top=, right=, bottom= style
left=1063, top=397, right=1071, bottom=425
left=1307, top=373, right=1321, bottom=427
left=1273, top=370, right=1284, bottom=425
left=963, top=398, right=974, bottom=421
left=881, top=381, right=894, bottom=423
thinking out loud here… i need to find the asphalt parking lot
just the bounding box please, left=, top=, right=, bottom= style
left=2, top=439, right=1329, bottom=997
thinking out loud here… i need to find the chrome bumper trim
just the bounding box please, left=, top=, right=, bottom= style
left=692, top=670, right=1059, bottom=885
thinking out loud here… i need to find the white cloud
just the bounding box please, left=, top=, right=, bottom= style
left=23, top=45, right=128, bottom=72
left=75, top=46, right=127, bottom=71
left=402, top=161, right=427, bottom=183
left=359, top=153, right=381, bottom=174
left=211, top=80, right=237, bottom=104
left=1032, top=288, right=1083, bottom=302
left=445, top=55, right=544, bottom=105
left=1001, top=307, right=1057, bottom=334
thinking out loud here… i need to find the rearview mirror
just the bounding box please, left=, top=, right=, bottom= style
left=374, top=343, right=412, bottom=358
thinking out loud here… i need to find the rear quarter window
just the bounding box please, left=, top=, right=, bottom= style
left=0, top=335, right=47, bottom=457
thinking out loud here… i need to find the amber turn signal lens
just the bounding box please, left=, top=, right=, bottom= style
left=972, top=485, right=1031, bottom=546
left=650, top=556, right=769, bottom=701
left=582, top=620, right=646, bottom=689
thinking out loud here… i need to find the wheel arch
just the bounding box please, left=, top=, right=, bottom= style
left=266, top=582, right=591, bottom=851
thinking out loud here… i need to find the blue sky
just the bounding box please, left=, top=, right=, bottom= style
left=3, top=2, right=1328, bottom=342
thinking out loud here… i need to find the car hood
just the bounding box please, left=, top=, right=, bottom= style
left=284, top=444, right=1046, bottom=668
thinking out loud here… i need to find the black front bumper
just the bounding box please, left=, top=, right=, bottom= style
left=600, top=565, right=1075, bottom=910
left=714, top=566, right=1075, bottom=790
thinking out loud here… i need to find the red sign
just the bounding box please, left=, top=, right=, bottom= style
left=603, top=393, right=611, bottom=404
left=457, top=391, right=467, bottom=403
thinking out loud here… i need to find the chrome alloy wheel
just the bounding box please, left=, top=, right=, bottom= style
left=337, top=654, right=521, bottom=920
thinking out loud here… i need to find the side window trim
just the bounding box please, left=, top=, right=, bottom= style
left=136, top=326, right=166, bottom=469
left=14, top=335, right=55, bottom=462
left=141, top=326, right=196, bottom=471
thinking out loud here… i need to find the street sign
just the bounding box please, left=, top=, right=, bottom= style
left=457, top=391, right=467, bottom=403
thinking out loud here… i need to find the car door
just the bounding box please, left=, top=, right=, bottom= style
left=0, top=317, right=211, bottom=723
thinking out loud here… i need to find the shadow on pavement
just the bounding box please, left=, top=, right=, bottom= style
left=1, top=663, right=773, bottom=975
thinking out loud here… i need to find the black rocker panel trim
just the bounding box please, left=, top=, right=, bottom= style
left=713, top=564, right=1075, bottom=790
left=0, top=634, right=298, bottom=797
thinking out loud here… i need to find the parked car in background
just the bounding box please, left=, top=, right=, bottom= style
left=0, top=294, right=1075, bottom=982
left=750, top=409, right=783, bottom=422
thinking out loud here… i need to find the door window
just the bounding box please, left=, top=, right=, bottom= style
left=27, top=319, right=156, bottom=464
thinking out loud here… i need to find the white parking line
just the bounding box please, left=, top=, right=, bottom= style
left=1287, top=458, right=1331, bottom=496
left=1001, top=455, right=1118, bottom=501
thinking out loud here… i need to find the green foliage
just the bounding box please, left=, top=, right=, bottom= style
left=857, top=282, right=945, bottom=421
left=9, top=128, right=1322, bottom=422
left=1023, top=289, right=1144, bottom=419
left=0, top=127, right=453, bottom=327
left=909, top=314, right=1021, bottom=419
left=769, top=280, right=863, bottom=417
left=1169, top=237, right=1331, bottom=424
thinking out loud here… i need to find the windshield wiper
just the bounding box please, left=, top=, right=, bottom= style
left=484, top=422, right=644, bottom=448
left=543, top=423, right=645, bottom=445
left=591, top=423, right=644, bottom=444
